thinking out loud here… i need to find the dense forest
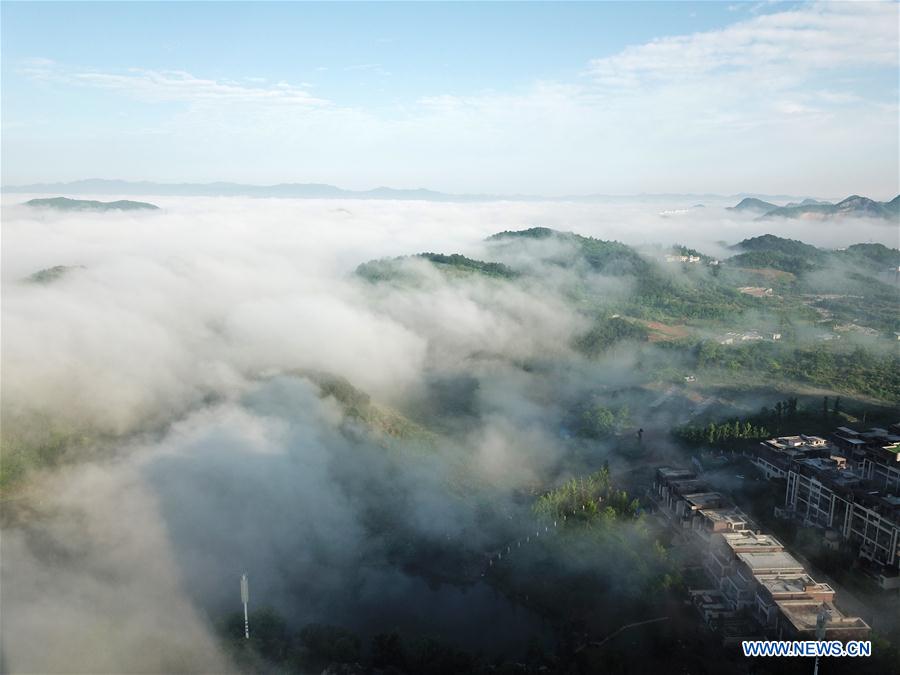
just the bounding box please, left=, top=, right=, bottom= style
left=693, top=341, right=900, bottom=401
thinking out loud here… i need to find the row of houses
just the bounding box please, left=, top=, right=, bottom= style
left=664, top=254, right=702, bottom=264
left=717, top=330, right=781, bottom=345
left=746, top=425, right=900, bottom=590
left=652, top=467, right=870, bottom=644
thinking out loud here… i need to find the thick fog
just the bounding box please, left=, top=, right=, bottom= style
left=1, top=195, right=897, bottom=673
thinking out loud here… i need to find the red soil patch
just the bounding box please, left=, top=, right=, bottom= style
left=639, top=320, right=690, bottom=342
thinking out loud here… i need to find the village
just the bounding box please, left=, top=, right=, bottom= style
left=651, top=422, right=900, bottom=647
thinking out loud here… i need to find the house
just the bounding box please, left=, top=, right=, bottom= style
left=738, top=287, right=774, bottom=298
left=754, top=573, right=835, bottom=630
left=785, top=464, right=900, bottom=574
left=690, top=589, right=735, bottom=625
left=749, top=435, right=834, bottom=479
left=679, top=492, right=728, bottom=518
left=832, top=425, right=900, bottom=492
left=653, top=467, right=698, bottom=505
left=774, top=601, right=869, bottom=641
left=693, top=507, right=754, bottom=544
left=706, top=532, right=785, bottom=589
left=664, top=254, right=702, bottom=263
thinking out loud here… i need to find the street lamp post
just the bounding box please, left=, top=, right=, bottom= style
left=240, top=573, right=250, bottom=640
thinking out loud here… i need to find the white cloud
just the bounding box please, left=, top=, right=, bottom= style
left=8, top=2, right=898, bottom=196
left=587, top=2, right=897, bottom=88
left=23, top=61, right=330, bottom=108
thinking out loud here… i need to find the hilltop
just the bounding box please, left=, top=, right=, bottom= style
left=356, top=227, right=900, bottom=340
left=726, top=234, right=900, bottom=276
left=487, top=227, right=651, bottom=276
left=728, top=195, right=899, bottom=220
left=356, top=253, right=518, bottom=283
left=727, top=197, right=779, bottom=213
left=24, top=197, right=159, bottom=211
left=24, top=265, right=85, bottom=284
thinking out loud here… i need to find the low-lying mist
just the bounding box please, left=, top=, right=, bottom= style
left=1, top=195, right=897, bottom=673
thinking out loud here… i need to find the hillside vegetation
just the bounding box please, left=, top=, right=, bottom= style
left=25, top=197, right=160, bottom=211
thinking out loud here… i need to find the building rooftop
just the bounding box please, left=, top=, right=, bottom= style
left=736, top=550, right=804, bottom=573
left=763, top=435, right=831, bottom=453
left=755, top=573, right=834, bottom=597
left=771, top=436, right=805, bottom=447
left=656, top=467, right=696, bottom=481
left=776, top=600, right=869, bottom=635
left=795, top=457, right=842, bottom=472
left=714, top=531, right=783, bottom=555
left=697, top=507, right=754, bottom=530
left=669, top=479, right=710, bottom=495
left=683, top=492, right=726, bottom=509
left=792, top=463, right=863, bottom=491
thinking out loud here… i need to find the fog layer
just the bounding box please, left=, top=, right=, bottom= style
left=1, top=196, right=896, bottom=673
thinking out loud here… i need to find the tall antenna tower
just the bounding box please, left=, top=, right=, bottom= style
left=812, top=604, right=830, bottom=675
left=240, top=573, right=250, bottom=639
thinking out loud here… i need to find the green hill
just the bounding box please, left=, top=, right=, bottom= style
left=573, top=316, right=650, bottom=357
left=489, top=228, right=755, bottom=320
left=298, top=370, right=437, bottom=449
left=729, top=235, right=900, bottom=275
left=356, top=252, right=517, bottom=283
left=727, top=197, right=779, bottom=213
left=24, top=265, right=84, bottom=284
left=732, top=234, right=821, bottom=258
left=842, top=243, right=900, bottom=268
left=488, top=227, right=651, bottom=276
left=727, top=235, right=823, bottom=272
left=25, top=197, right=160, bottom=211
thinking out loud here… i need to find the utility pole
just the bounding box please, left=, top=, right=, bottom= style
left=240, top=573, right=250, bottom=639
left=813, top=604, right=830, bottom=675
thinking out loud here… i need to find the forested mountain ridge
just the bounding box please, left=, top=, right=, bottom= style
left=25, top=197, right=160, bottom=211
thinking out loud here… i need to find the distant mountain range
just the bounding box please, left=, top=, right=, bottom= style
left=24, top=197, right=159, bottom=211
left=3, top=178, right=823, bottom=204
left=729, top=195, right=899, bottom=220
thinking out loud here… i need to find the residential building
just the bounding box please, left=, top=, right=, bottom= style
left=652, top=465, right=871, bottom=640
left=754, top=573, right=834, bottom=630
left=773, top=601, right=870, bottom=641
left=784, top=464, right=900, bottom=575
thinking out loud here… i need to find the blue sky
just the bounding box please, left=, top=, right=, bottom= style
left=2, top=1, right=898, bottom=197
